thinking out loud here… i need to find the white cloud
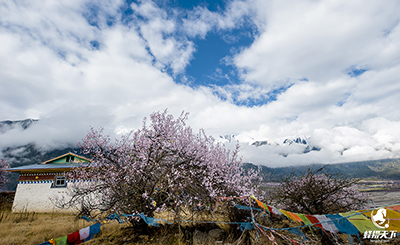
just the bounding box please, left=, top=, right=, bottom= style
left=0, top=0, right=215, bottom=147
left=235, top=0, right=400, bottom=87
left=131, top=0, right=195, bottom=74
left=1, top=0, right=400, bottom=168
left=182, top=0, right=254, bottom=38
left=234, top=116, right=400, bottom=167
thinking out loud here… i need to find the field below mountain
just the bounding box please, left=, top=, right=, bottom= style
left=244, top=158, right=400, bottom=182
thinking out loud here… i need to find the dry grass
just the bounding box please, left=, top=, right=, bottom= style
left=0, top=207, right=304, bottom=244
left=0, top=210, right=123, bottom=245
left=2, top=208, right=399, bottom=245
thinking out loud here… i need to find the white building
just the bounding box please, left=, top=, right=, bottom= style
left=7, top=153, right=90, bottom=212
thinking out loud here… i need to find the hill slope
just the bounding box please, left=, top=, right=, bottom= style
left=244, top=158, right=400, bottom=181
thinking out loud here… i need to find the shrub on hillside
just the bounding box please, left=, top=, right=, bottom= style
left=274, top=166, right=368, bottom=214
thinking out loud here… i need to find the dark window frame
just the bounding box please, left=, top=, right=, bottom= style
left=66, top=155, right=75, bottom=162
left=51, top=176, right=67, bottom=188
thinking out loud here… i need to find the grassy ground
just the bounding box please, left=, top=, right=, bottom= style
left=1, top=204, right=400, bottom=245
left=0, top=210, right=254, bottom=245
left=0, top=211, right=360, bottom=245
left=0, top=210, right=119, bottom=245
left=0, top=204, right=288, bottom=245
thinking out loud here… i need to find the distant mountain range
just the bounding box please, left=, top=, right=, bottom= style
left=2, top=144, right=82, bottom=191
left=243, top=158, right=400, bottom=182
left=0, top=119, right=81, bottom=190
left=220, top=134, right=321, bottom=156
left=0, top=118, right=38, bottom=133
left=2, top=119, right=400, bottom=191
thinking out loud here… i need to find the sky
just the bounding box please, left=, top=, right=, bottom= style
left=1, top=0, right=400, bottom=167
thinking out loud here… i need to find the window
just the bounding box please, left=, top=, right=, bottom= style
left=52, top=176, right=67, bottom=188
left=66, top=155, right=75, bottom=162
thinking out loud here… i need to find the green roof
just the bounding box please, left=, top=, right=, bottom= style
left=6, top=152, right=90, bottom=173
left=41, top=152, right=90, bottom=164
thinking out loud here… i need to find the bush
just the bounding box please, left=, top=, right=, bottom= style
left=275, top=166, right=368, bottom=214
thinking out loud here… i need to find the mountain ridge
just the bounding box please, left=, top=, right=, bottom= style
left=243, top=157, right=400, bottom=182
left=0, top=118, right=38, bottom=133
left=2, top=119, right=400, bottom=191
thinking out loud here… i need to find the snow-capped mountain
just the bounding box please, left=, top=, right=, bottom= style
left=250, top=136, right=321, bottom=157
left=0, top=119, right=38, bottom=133
left=219, top=134, right=321, bottom=157
left=282, top=136, right=308, bottom=145
left=219, top=134, right=236, bottom=143
left=251, top=140, right=269, bottom=147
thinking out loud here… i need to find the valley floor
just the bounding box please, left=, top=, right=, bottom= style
left=368, top=190, right=400, bottom=208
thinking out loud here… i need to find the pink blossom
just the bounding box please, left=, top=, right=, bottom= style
left=55, top=110, right=263, bottom=220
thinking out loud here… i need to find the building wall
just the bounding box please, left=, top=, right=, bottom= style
left=12, top=180, right=74, bottom=213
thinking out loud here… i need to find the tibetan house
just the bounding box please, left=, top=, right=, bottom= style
left=6, top=152, right=90, bottom=212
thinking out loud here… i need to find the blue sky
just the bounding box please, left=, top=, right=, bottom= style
left=1, top=0, right=400, bottom=167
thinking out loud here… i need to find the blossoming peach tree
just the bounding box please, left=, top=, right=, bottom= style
left=275, top=166, right=368, bottom=214
left=54, top=110, right=262, bottom=223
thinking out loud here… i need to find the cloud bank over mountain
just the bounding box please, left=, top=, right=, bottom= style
left=1, top=0, right=400, bottom=167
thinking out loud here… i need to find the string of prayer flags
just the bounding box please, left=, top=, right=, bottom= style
left=280, top=209, right=301, bottom=224
left=38, top=222, right=101, bottom=245
left=54, top=236, right=67, bottom=245
left=305, top=215, right=324, bottom=229
left=388, top=204, right=400, bottom=212
left=105, top=213, right=171, bottom=226
left=296, top=213, right=313, bottom=226
left=314, top=215, right=339, bottom=233
left=269, top=205, right=283, bottom=216
left=325, top=214, right=359, bottom=235
left=38, top=242, right=51, bottom=245
left=361, top=208, right=400, bottom=231
left=235, top=204, right=262, bottom=212
left=249, top=195, right=400, bottom=243
left=253, top=197, right=271, bottom=214
left=89, top=222, right=102, bottom=239
left=296, top=213, right=315, bottom=234
left=250, top=196, right=282, bottom=216
left=79, top=226, right=90, bottom=241
left=287, top=212, right=304, bottom=224
left=340, top=211, right=384, bottom=233
left=66, top=231, right=80, bottom=244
